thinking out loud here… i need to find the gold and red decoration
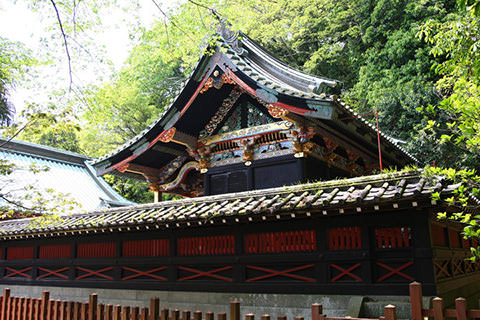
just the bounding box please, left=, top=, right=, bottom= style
left=200, top=70, right=236, bottom=94
left=241, top=138, right=256, bottom=165
left=158, top=127, right=176, bottom=143
left=267, top=105, right=288, bottom=119
left=289, top=126, right=316, bottom=156
left=187, top=145, right=213, bottom=173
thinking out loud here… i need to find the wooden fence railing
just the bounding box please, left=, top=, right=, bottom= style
left=0, top=281, right=479, bottom=320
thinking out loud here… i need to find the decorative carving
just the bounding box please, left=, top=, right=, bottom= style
left=323, top=137, right=339, bottom=151
left=346, top=149, right=360, bottom=162
left=187, top=146, right=213, bottom=171
left=217, top=19, right=247, bottom=56
left=200, top=77, right=214, bottom=94
left=199, top=86, right=244, bottom=138
left=158, top=127, right=176, bottom=143
left=247, top=103, right=272, bottom=127
left=267, top=105, right=288, bottom=119
left=289, top=126, right=316, bottom=155
left=148, top=183, right=161, bottom=193
left=200, top=72, right=236, bottom=94
left=241, top=138, right=256, bottom=162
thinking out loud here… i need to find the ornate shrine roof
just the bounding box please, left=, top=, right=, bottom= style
left=90, top=21, right=417, bottom=196
left=0, top=170, right=474, bottom=240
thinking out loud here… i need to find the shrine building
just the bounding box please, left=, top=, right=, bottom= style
left=0, top=21, right=478, bottom=317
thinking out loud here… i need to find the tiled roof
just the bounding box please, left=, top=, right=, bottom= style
left=0, top=170, right=474, bottom=239
left=0, top=139, right=134, bottom=211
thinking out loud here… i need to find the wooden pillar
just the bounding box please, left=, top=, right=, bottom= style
left=149, top=183, right=162, bottom=203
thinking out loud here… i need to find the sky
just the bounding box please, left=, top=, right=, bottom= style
left=0, top=0, right=167, bottom=115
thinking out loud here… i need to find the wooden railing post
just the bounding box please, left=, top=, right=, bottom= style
left=230, top=302, right=240, bottom=320
left=277, top=316, right=286, bottom=320
left=409, top=282, right=423, bottom=320
left=123, top=306, right=131, bottom=320
left=261, top=315, right=270, bottom=320
left=160, top=308, right=169, bottom=320
left=455, top=298, right=467, bottom=320
left=132, top=306, right=140, bottom=320
left=173, top=309, right=181, bottom=320
left=218, top=312, right=227, bottom=320
left=88, top=294, right=97, bottom=320
left=311, top=304, right=322, bottom=320
left=113, top=305, right=121, bottom=320
left=141, top=307, right=149, bottom=320
left=245, top=314, right=254, bottom=320
left=193, top=311, right=202, bottom=320
left=97, top=304, right=105, bottom=320
left=0, top=289, right=9, bottom=320
left=40, top=291, right=50, bottom=320
left=432, top=297, right=445, bottom=320
left=183, top=310, right=192, bottom=320
left=105, top=305, right=113, bottom=320
left=150, top=298, right=160, bottom=320
left=384, top=305, right=396, bottom=320
left=206, top=311, right=214, bottom=320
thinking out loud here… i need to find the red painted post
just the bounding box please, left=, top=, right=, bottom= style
left=409, top=282, right=423, bottom=320
left=173, top=309, right=180, bottom=320
left=65, top=301, right=73, bottom=320
left=81, top=303, right=88, bottom=320
left=0, top=289, right=9, bottom=320
left=88, top=294, right=97, bottom=320
left=132, top=306, right=140, bottom=320
left=40, top=291, right=50, bottom=320
left=193, top=311, right=202, bottom=320
left=113, top=306, right=121, bottom=320
left=230, top=301, right=240, bottom=320
left=432, top=298, right=444, bottom=320
left=455, top=298, right=467, bottom=320
left=160, top=308, right=169, bottom=320
left=141, top=308, right=149, bottom=320
left=60, top=301, right=68, bottom=320
left=122, top=306, right=131, bottom=320
left=311, top=304, right=322, bottom=320
left=384, top=305, right=396, bottom=320
left=105, top=305, right=113, bottom=320
left=73, top=302, right=81, bottom=320
left=97, top=304, right=105, bottom=320
left=150, top=298, right=160, bottom=320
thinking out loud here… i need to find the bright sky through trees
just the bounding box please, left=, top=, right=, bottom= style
left=0, top=0, right=163, bottom=114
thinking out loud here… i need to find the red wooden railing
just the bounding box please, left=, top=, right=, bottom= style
left=77, top=242, right=116, bottom=258
left=122, top=239, right=169, bottom=257
left=375, top=227, right=410, bottom=249
left=0, top=287, right=398, bottom=320
left=328, top=227, right=361, bottom=250
left=39, top=244, right=71, bottom=259
left=244, top=230, right=316, bottom=254
left=6, top=246, right=34, bottom=260
left=178, top=235, right=235, bottom=256
left=1, top=282, right=480, bottom=320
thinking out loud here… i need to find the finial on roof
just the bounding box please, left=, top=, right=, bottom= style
left=214, top=15, right=247, bottom=56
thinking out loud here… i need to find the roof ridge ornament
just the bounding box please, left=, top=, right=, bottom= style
left=216, top=18, right=247, bottom=56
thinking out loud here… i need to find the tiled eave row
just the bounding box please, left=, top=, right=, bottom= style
left=0, top=171, right=474, bottom=240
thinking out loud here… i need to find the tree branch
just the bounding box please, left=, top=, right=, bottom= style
left=50, top=0, right=73, bottom=89
left=150, top=0, right=195, bottom=42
